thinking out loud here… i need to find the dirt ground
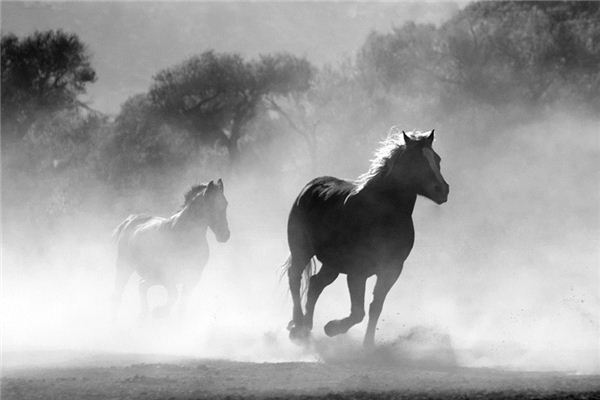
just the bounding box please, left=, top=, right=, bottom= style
left=2, top=352, right=599, bottom=400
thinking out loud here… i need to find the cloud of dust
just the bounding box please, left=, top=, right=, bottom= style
left=1, top=104, right=598, bottom=375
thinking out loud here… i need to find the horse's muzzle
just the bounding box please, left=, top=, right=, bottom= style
left=430, top=182, right=449, bottom=204
left=434, top=195, right=448, bottom=205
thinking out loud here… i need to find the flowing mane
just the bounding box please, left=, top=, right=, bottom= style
left=352, top=128, right=433, bottom=195
left=183, top=184, right=207, bottom=207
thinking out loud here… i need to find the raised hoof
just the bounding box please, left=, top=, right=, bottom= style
left=324, top=320, right=342, bottom=337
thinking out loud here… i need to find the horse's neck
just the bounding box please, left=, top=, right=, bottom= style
left=357, top=176, right=417, bottom=215
left=169, top=207, right=208, bottom=235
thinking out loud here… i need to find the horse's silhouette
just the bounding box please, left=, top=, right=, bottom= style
left=112, top=179, right=230, bottom=318
left=284, top=128, right=449, bottom=347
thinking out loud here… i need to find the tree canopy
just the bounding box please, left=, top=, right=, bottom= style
left=1, top=30, right=97, bottom=145
left=148, top=50, right=313, bottom=161
left=356, top=1, right=600, bottom=107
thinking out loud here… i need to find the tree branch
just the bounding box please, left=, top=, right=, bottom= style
left=182, top=91, right=222, bottom=115
left=265, top=97, right=309, bottom=140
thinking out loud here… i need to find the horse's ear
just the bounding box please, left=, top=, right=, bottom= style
left=217, top=178, right=223, bottom=191
left=426, top=129, right=435, bottom=146
left=403, top=131, right=414, bottom=146
left=207, top=180, right=215, bottom=191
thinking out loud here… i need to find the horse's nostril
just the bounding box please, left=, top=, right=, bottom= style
left=433, top=185, right=442, bottom=193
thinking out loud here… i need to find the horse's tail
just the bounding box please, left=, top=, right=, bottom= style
left=280, top=255, right=317, bottom=301
left=280, top=255, right=292, bottom=283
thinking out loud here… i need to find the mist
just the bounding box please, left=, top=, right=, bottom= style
left=3, top=108, right=598, bottom=374
left=1, top=0, right=598, bottom=381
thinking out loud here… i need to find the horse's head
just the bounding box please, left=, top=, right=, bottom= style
left=204, top=179, right=230, bottom=242
left=391, top=129, right=449, bottom=204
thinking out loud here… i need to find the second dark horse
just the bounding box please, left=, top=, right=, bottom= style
left=285, top=128, right=449, bottom=347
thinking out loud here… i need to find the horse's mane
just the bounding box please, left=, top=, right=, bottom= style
left=182, top=184, right=207, bottom=207
left=351, top=128, right=432, bottom=195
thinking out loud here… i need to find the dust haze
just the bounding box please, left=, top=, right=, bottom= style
left=1, top=1, right=598, bottom=379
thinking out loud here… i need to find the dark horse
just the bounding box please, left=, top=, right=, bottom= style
left=112, top=179, right=230, bottom=318
left=285, top=129, right=449, bottom=347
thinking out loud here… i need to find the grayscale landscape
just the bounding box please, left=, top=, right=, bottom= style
left=2, top=1, right=599, bottom=399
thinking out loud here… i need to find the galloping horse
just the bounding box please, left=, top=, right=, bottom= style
left=112, top=179, right=230, bottom=318
left=285, top=128, right=449, bottom=347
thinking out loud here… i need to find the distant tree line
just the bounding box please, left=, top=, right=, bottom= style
left=358, top=1, right=600, bottom=108
left=2, top=1, right=598, bottom=224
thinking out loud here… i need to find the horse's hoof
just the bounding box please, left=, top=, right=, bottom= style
left=288, top=324, right=311, bottom=343
left=287, top=320, right=296, bottom=331
left=324, top=320, right=341, bottom=337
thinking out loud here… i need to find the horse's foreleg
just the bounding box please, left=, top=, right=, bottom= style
left=324, top=274, right=366, bottom=337
left=363, top=267, right=402, bottom=348
left=304, top=264, right=338, bottom=330
left=178, top=278, right=199, bottom=318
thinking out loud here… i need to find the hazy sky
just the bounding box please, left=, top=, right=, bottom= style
left=1, top=1, right=460, bottom=114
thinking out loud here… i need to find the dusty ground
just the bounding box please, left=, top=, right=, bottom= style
left=2, top=352, right=599, bottom=400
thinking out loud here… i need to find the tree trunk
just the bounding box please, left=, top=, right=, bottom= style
left=226, top=136, right=241, bottom=164
left=227, top=106, right=250, bottom=165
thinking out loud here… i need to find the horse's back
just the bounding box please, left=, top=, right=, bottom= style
left=292, top=176, right=353, bottom=215
left=114, top=214, right=159, bottom=241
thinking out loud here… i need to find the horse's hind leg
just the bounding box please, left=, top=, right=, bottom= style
left=111, top=258, right=133, bottom=321
left=304, top=264, right=338, bottom=330
left=287, top=253, right=311, bottom=340
left=153, top=283, right=178, bottom=318
left=324, top=274, right=367, bottom=337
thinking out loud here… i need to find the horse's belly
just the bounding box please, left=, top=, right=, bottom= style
left=130, top=241, right=209, bottom=284
left=315, top=232, right=413, bottom=274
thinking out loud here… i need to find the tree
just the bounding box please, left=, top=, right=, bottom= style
left=357, top=22, right=445, bottom=95
left=1, top=30, right=97, bottom=145
left=440, top=1, right=600, bottom=105
left=148, top=51, right=313, bottom=162
left=354, top=2, right=600, bottom=109
left=103, top=93, right=195, bottom=185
